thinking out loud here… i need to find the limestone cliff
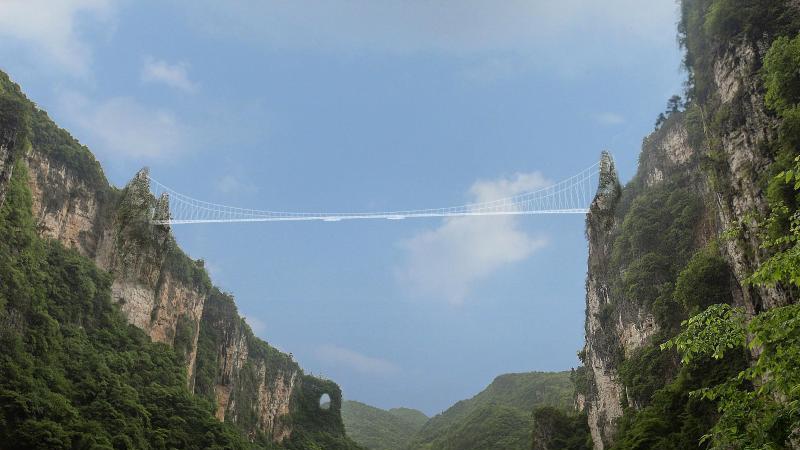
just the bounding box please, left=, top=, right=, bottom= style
left=581, top=118, right=715, bottom=448
left=580, top=2, right=800, bottom=448
left=0, top=71, right=353, bottom=447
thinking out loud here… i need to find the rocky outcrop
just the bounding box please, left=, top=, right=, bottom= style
left=639, top=115, right=695, bottom=189
left=583, top=152, right=627, bottom=448
left=255, top=366, right=298, bottom=441
left=711, top=40, right=788, bottom=312
left=582, top=127, right=699, bottom=447
left=25, top=151, right=105, bottom=256
left=0, top=91, right=27, bottom=207
left=194, top=290, right=306, bottom=442
left=22, top=161, right=205, bottom=377
left=0, top=135, right=16, bottom=207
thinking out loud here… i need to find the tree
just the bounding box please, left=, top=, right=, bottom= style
left=655, top=112, right=667, bottom=128
left=531, top=407, right=592, bottom=450
left=667, top=95, right=684, bottom=113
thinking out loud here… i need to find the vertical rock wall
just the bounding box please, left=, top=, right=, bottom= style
left=194, top=290, right=309, bottom=443
left=581, top=37, right=795, bottom=449
left=582, top=152, right=626, bottom=448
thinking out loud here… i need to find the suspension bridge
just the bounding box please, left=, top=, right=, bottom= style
left=146, top=154, right=610, bottom=225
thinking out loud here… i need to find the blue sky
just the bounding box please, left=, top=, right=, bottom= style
left=0, top=0, right=684, bottom=415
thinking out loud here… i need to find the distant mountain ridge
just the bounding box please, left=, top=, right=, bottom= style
left=343, top=371, right=575, bottom=450
left=341, top=401, right=428, bottom=450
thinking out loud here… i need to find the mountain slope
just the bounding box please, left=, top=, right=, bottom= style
left=407, top=371, right=574, bottom=450
left=341, top=401, right=428, bottom=450
left=385, top=408, right=428, bottom=430
left=0, top=72, right=360, bottom=449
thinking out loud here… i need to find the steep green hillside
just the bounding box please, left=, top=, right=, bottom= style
left=385, top=408, right=428, bottom=430
left=407, top=372, right=574, bottom=450
left=341, top=401, right=428, bottom=450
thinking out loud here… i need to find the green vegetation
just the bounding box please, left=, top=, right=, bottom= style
left=679, top=0, right=800, bottom=104
left=673, top=246, right=734, bottom=316
left=531, top=407, right=591, bottom=450
left=0, top=161, right=252, bottom=449
left=428, top=404, right=530, bottom=450
left=340, top=401, right=428, bottom=450
left=0, top=92, right=28, bottom=158
left=387, top=408, right=429, bottom=430
left=0, top=70, right=361, bottom=450
left=754, top=33, right=800, bottom=289
left=407, top=372, right=574, bottom=450
left=609, top=181, right=703, bottom=331
left=162, top=241, right=212, bottom=294
left=587, top=173, right=706, bottom=382
left=192, top=289, right=361, bottom=450
left=658, top=142, right=800, bottom=449
left=283, top=375, right=359, bottom=450
left=194, top=290, right=294, bottom=438
left=610, top=253, right=747, bottom=449
left=663, top=301, right=800, bottom=449
left=604, top=262, right=745, bottom=450
left=0, top=72, right=107, bottom=192
left=611, top=352, right=746, bottom=450
left=600, top=3, right=800, bottom=449
left=342, top=372, right=577, bottom=450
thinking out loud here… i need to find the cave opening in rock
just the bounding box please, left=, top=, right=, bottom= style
left=319, top=393, right=331, bottom=410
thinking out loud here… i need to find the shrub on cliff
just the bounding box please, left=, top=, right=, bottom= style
left=531, top=406, right=591, bottom=450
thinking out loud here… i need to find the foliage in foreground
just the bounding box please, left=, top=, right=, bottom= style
left=662, top=303, right=800, bottom=449
left=659, top=152, right=800, bottom=449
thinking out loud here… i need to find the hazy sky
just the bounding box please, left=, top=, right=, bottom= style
left=0, top=0, right=684, bottom=415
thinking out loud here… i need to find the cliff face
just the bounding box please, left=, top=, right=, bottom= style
left=582, top=153, right=625, bottom=448
left=710, top=40, right=789, bottom=313
left=23, top=152, right=211, bottom=385
left=580, top=2, right=799, bottom=447
left=0, top=72, right=352, bottom=447
left=194, top=289, right=304, bottom=441
left=582, top=120, right=714, bottom=447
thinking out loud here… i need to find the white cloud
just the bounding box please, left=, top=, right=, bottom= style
left=141, top=57, right=199, bottom=93
left=317, top=344, right=399, bottom=376
left=593, top=112, right=626, bottom=126
left=183, top=0, right=677, bottom=54
left=397, top=173, right=550, bottom=305
left=0, top=0, right=114, bottom=75
left=57, top=91, right=188, bottom=161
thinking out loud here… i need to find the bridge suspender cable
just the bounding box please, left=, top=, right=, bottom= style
left=145, top=157, right=606, bottom=225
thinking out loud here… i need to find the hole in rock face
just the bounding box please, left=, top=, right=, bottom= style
left=319, top=393, right=331, bottom=410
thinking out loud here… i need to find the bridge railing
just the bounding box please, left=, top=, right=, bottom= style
left=147, top=160, right=601, bottom=224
